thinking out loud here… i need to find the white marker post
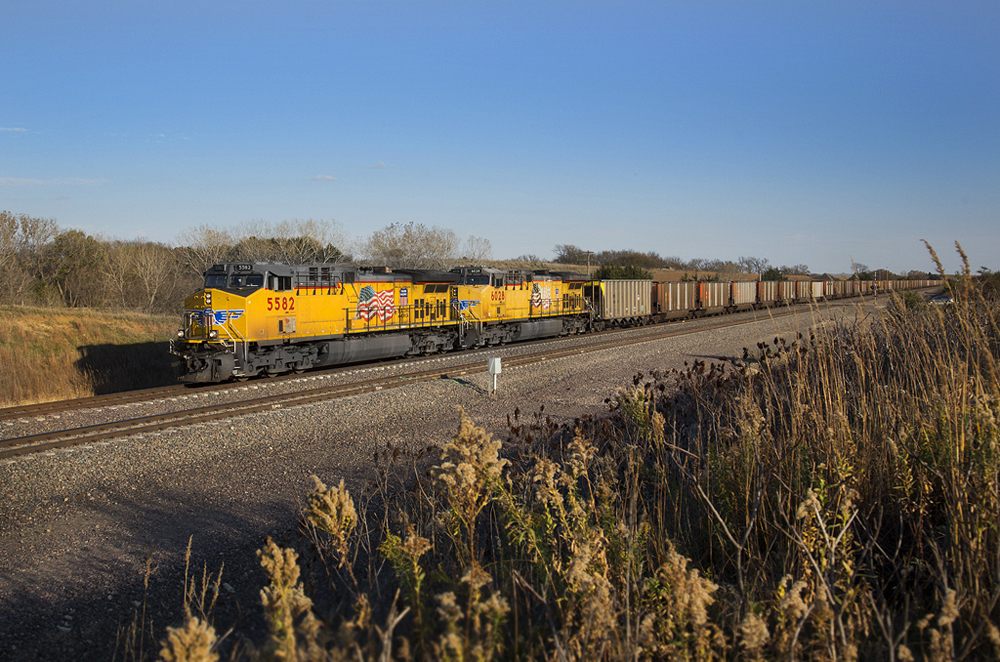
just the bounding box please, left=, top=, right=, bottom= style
left=487, top=357, right=502, bottom=398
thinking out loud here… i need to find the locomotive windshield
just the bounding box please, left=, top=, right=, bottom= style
left=204, top=274, right=228, bottom=288
left=203, top=273, right=264, bottom=290
left=464, top=275, right=490, bottom=285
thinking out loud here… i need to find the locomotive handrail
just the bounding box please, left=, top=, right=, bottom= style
left=452, top=300, right=483, bottom=340
left=222, top=318, right=250, bottom=375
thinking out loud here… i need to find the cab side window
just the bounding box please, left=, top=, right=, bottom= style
left=268, top=275, right=292, bottom=291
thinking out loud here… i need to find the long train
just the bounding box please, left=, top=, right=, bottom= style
left=169, top=262, right=941, bottom=383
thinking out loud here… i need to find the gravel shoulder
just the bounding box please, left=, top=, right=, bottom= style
left=0, top=302, right=871, bottom=661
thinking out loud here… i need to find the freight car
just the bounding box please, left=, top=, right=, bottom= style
left=170, top=262, right=942, bottom=383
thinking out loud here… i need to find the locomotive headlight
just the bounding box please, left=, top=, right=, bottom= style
left=176, top=329, right=185, bottom=339
left=205, top=293, right=212, bottom=304
left=208, top=330, right=219, bottom=340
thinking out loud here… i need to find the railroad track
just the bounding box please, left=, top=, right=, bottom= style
left=0, top=302, right=831, bottom=459
left=1, top=300, right=831, bottom=423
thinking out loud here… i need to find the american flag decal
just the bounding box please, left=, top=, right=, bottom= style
left=531, top=284, right=551, bottom=311
left=356, top=285, right=396, bottom=321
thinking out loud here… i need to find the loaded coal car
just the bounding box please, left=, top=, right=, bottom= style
left=652, top=281, right=696, bottom=320
left=584, top=279, right=652, bottom=329
left=696, top=282, right=729, bottom=316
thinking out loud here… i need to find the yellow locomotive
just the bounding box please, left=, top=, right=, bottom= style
left=170, top=262, right=590, bottom=382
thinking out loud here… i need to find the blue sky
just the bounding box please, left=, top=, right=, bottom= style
left=2, top=1, right=997, bottom=274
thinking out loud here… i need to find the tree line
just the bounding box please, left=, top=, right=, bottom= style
left=551, top=244, right=934, bottom=281
left=0, top=212, right=492, bottom=314
left=1, top=209, right=938, bottom=316
left=551, top=244, right=812, bottom=279
left=2, top=211, right=204, bottom=313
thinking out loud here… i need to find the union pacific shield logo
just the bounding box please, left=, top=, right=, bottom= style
left=189, top=309, right=245, bottom=325
left=211, top=310, right=245, bottom=324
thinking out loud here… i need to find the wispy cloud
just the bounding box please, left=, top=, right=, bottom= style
left=148, top=133, right=190, bottom=143
left=0, top=127, right=28, bottom=132
left=309, top=175, right=337, bottom=181
left=0, top=177, right=108, bottom=187
left=368, top=161, right=390, bottom=169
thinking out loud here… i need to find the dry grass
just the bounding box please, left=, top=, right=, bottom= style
left=0, top=305, right=178, bottom=406
left=128, top=245, right=998, bottom=660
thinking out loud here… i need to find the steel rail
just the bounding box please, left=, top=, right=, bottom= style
left=0, top=384, right=192, bottom=422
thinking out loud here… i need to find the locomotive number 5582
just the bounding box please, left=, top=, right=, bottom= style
left=266, top=297, right=295, bottom=312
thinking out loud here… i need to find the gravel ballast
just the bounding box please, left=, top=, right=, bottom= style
left=0, top=303, right=869, bottom=661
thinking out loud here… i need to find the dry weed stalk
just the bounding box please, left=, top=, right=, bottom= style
left=305, top=476, right=357, bottom=565
left=257, top=536, right=326, bottom=661
left=430, top=407, right=508, bottom=564
left=304, top=475, right=361, bottom=593
left=158, top=537, right=225, bottom=662
left=159, top=617, right=219, bottom=662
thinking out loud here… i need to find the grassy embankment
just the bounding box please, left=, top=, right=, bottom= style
left=141, top=255, right=999, bottom=661
left=0, top=306, right=178, bottom=407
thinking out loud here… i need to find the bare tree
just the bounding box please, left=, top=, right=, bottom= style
left=41, top=230, right=106, bottom=307
left=275, top=218, right=350, bottom=264
left=687, top=258, right=709, bottom=271
left=462, top=235, right=493, bottom=262
left=553, top=244, right=590, bottom=264
left=3, top=213, right=59, bottom=304
left=361, top=222, right=460, bottom=269
left=14, top=213, right=58, bottom=280
left=129, top=241, right=184, bottom=312
left=101, top=239, right=133, bottom=309
left=232, top=218, right=350, bottom=264
left=0, top=211, right=27, bottom=303
left=737, top=256, right=771, bottom=275
left=0, top=211, right=17, bottom=271
left=176, top=224, right=236, bottom=276
left=661, top=255, right=686, bottom=269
